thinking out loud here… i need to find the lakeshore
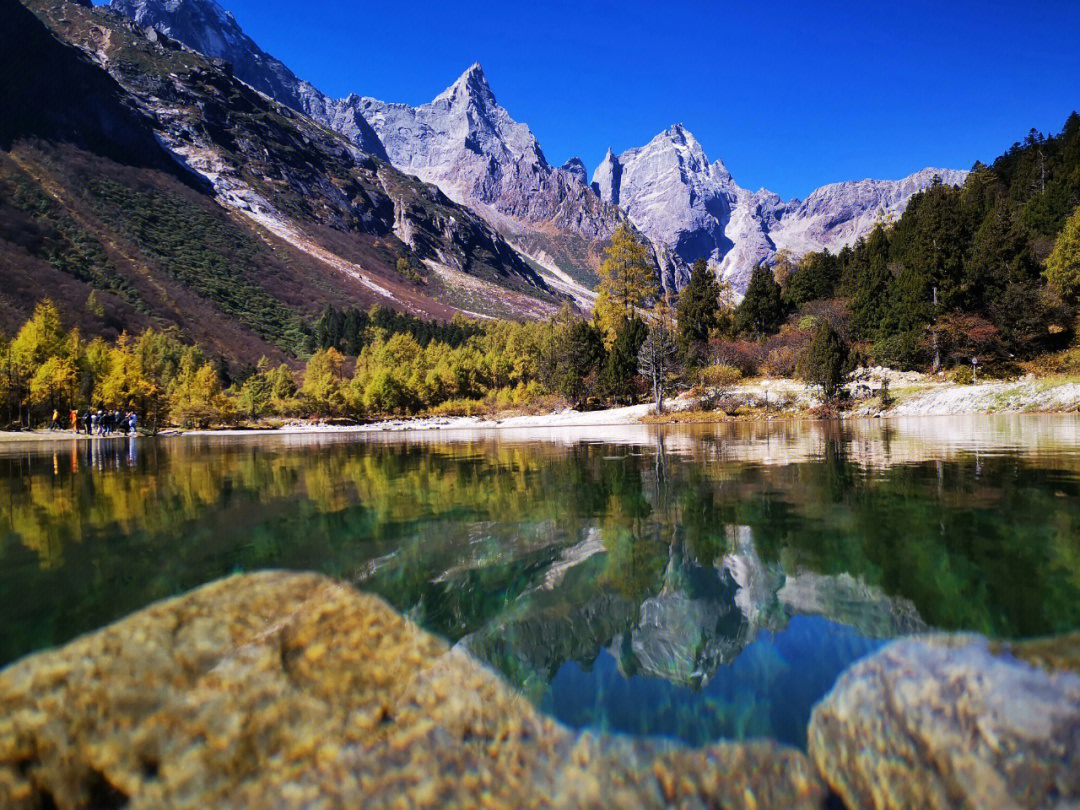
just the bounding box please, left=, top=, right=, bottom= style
left=4, top=372, right=1080, bottom=444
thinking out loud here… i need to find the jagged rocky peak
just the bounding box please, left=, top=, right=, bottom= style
left=356, top=61, right=546, bottom=187
left=592, top=124, right=735, bottom=277
left=108, top=0, right=387, bottom=158
left=559, top=157, right=588, bottom=185
left=354, top=62, right=627, bottom=248
left=591, top=148, right=619, bottom=203
left=594, top=122, right=968, bottom=293
left=434, top=61, right=496, bottom=107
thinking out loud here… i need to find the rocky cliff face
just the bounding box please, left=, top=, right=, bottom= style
left=353, top=64, right=649, bottom=288
left=354, top=65, right=623, bottom=240
left=594, top=125, right=967, bottom=292
left=109, top=0, right=388, bottom=159
left=14, top=0, right=557, bottom=342
left=106, top=0, right=644, bottom=290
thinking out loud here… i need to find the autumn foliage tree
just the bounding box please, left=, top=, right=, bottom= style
left=594, top=225, right=658, bottom=346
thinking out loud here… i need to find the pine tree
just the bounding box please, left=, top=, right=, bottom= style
left=800, top=321, right=850, bottom=399
left=785, top=250, right=841, bottom=307
left=556, top=318, right=605, bottom=407
left=676, top=259, right=725, bottom=364
left=602, top=316, right=647, bottom=403
left=845, top=228, right=893, bottom=341
left=734, top=264, right=785, bottom=339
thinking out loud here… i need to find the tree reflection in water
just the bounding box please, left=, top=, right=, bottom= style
left=3, top=416, right=1080, bottom=744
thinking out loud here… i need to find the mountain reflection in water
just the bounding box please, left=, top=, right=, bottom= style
left=2, top=415, right=1080, bottom=747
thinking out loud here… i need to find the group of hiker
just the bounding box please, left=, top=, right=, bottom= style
left=49, top=408, right=139, bottom=436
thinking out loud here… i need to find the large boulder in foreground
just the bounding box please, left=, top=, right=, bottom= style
left=808, top=635, right=1080, bottom=809
left=0, top=571, right=827, bottom=809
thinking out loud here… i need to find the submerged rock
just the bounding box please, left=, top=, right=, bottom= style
left=0, top=572, right=827, bottom=809
left=808, top=635, right=1080, bottom=809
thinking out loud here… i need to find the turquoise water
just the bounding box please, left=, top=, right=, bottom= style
left=3, top=415, right=1080, bottom=748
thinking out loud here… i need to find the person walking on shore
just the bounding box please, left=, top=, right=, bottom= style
left=70, top=409, right=78, bottom=433
left=83, top=408, right=92, bottom=435
left=50, top=409, right=60, bottom=431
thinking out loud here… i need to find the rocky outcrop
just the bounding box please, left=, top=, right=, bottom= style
left=109, top=0, right=388, bottom=158
left=808, top=635, right=1080, bottom=809
left=353, top=65, right=632, bottom=248
left=559, top=157, right=588, bottom=185
left=34, top=0, right=551, bottom=319
left=0, top=572, right=828, bottom=809
left=106, top=0, right=646, bottom=288
left=593, top=125, right=967, bottom=293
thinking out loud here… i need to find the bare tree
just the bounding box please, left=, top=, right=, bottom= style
left=638, top=303, right=679, bottom=415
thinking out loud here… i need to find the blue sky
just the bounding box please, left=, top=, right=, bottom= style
left=135, top=0, right=1080, bottom=199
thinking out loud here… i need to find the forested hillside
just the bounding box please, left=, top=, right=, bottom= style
left=777, top=113, right=1080, bottom=370
left=0, top=0, right=559, bottom=368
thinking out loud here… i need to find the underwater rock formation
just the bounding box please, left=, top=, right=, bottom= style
left=0, top=571, right=827, bottom=809
left=809, top=634, right=1080, bottom=809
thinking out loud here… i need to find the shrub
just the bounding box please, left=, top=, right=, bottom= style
left=872, top=331, right=926, bottom=370
left=429, top=398, right=486, bottom=417
left=950, top=365, right=975, bottom=385
left=708, top=339, right=765, bottom=377
left=765, top=345, right=802, bottom=378
left=700, top=364, right=742, bottom=387
left=763, top=323, right=814, bottom=377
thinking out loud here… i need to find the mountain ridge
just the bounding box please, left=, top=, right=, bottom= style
left=107, top=0, right=653, bottom=290
left=593, top=125, right=968, bottom=291
left=353, top=62, right=653, bottom=288
left=105, top=0, right=967, bottom=296
left=109, top=0, right=388, bottom=159
left=2, top=0, right=564, bottom=363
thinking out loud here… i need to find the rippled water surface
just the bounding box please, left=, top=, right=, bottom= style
left=3, top=415, right=1080, bottom=747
